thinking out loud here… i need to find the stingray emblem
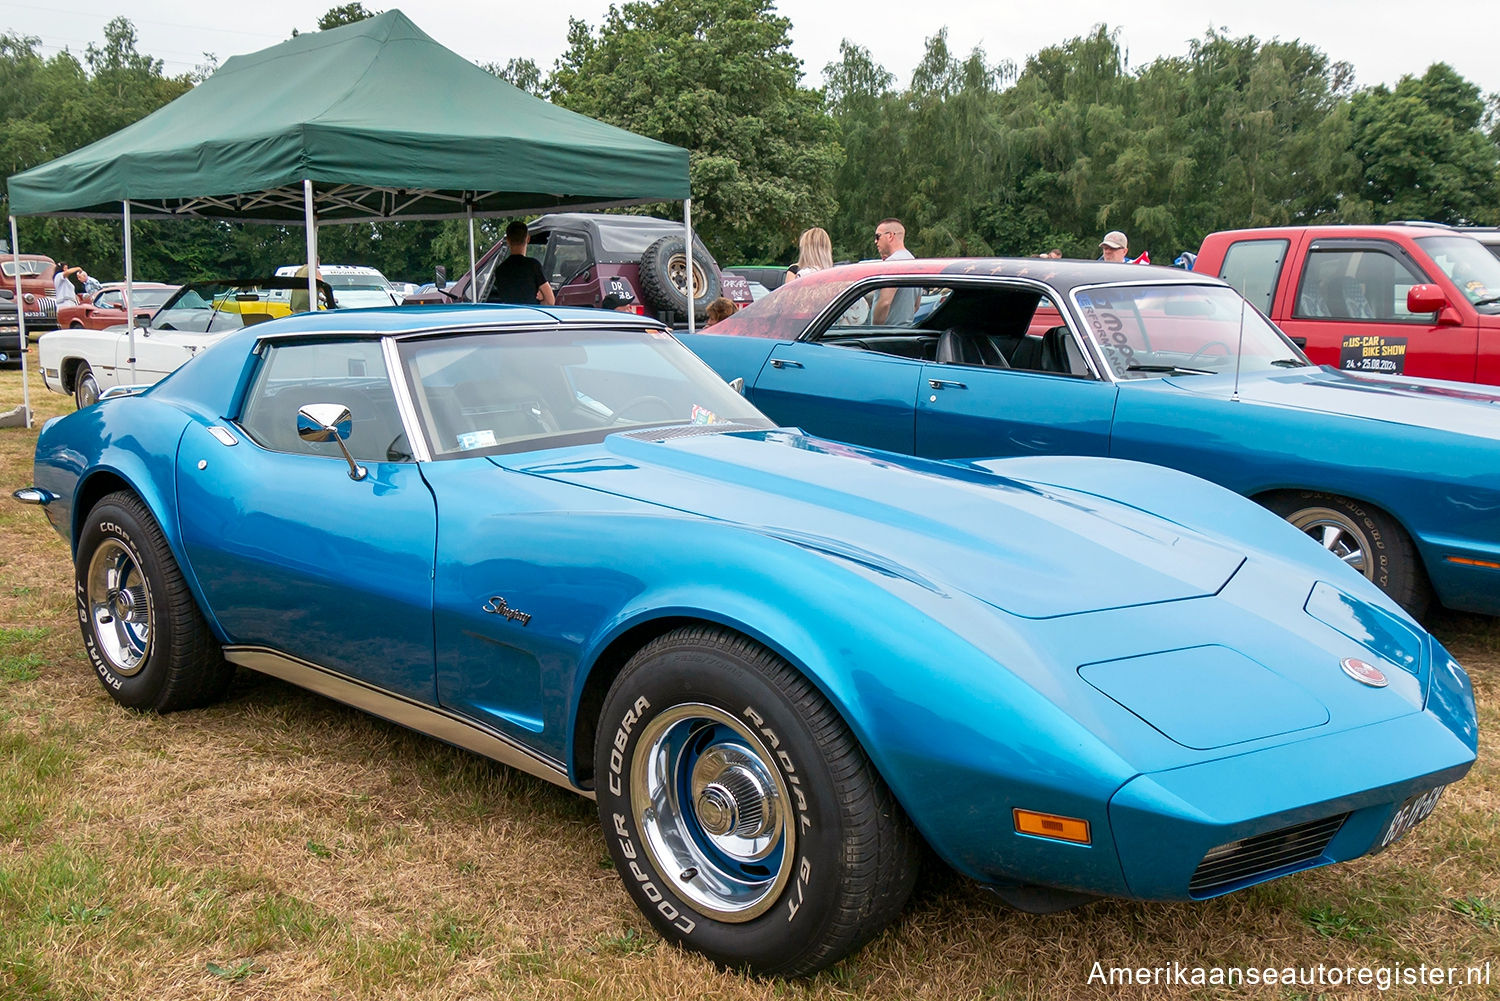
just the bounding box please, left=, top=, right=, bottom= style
left=1341, top=656, right=1388, bottom=688
left=482, top=596, right=532, bottom=626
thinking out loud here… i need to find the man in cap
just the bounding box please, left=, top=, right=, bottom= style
left=599, top=289, right=638, bottom=312
left=1099, top=231, right=1129, bottom=263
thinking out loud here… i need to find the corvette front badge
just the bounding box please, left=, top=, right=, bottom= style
left=1341, top=656, right=1388, bottom=688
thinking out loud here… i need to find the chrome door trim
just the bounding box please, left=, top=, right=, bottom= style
left=224, top=645, right=586, bottom=797
left=381, top=336, right=432, bottom=462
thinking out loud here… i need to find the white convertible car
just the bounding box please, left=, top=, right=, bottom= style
left=39, top=278, right=333, bottom=408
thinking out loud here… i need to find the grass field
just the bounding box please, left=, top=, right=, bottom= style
left=0, top=352, right=1496, bottom=999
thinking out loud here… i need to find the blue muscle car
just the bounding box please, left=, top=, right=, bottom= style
left=16, top=304, right=1477, bottom=975
left=680, top=259, right=1500, bottom=620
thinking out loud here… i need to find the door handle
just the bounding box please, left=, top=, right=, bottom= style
left=928, top=379, right=967, bottom=389
left=770, top=358, right=803, bottom=369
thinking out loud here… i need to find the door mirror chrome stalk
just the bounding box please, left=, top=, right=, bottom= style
left=296, top=403, right=367, bottom=481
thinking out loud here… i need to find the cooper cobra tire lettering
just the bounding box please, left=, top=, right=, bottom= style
left=74, top=492, right=231, bottom=712
left=593, top=626, right=918, bottom=975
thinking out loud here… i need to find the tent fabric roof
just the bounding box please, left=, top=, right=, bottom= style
left=5, top=9, right=690, bottom=222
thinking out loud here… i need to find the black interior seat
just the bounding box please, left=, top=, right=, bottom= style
left=1039, top=325, right=1089, bottom=375
left=936, top=327, right=1009, bottom=368
left=1010, top=334, right=1043, bottom=370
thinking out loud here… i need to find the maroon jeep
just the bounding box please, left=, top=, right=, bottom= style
left=407, top=213, right=751, bottom=324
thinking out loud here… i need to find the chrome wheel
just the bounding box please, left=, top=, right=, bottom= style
left=85, top=537, right=153, bottom=677
left=630, top=702, right=794, bottom=922
left=75, top=366, right=100, bottom=408
left=1287, top=506, right=1371, bottom=577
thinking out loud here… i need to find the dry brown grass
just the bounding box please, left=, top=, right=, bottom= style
left=1, top=354, right=1497, bottom=1000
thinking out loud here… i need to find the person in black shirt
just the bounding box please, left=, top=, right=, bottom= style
left=487, top=221, right=556, bottom=306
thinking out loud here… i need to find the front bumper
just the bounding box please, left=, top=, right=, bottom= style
left=1108, top=708, right=1475, bottom=900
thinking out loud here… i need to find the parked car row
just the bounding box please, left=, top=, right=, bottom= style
left=16, top=302, right=1479, bottom=976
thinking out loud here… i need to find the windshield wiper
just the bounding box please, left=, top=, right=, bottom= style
left=1270, top=358, right=1310, bottom=368
left=1472, top=294, right=1500, bottom=307
left=1125, top=363, right=1216, bottom=376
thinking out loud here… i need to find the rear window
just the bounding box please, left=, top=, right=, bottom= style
left=1217, top=239, right=1288, bottom=314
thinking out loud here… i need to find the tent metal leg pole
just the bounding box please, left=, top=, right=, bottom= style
left=303, top=179, right=318, bottom=309
left=124, top=201, right=136, bottom=385
left=468, top=204, right=477, bottom=303
left=684, top=198, right=695, bottom=334
left=8, top=215, right=31, bottom=428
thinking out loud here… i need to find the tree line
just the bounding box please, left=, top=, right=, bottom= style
left=2, top=1, right=1497, bottom=281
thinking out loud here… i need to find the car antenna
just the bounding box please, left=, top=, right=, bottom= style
left=1230, top=296, right=1247, bottom=404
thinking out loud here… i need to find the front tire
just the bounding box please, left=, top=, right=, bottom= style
left=74, top=363, right=100, bottom=409
left=1263, top=491, right=1430, bottom=618
left=75, top=492, right=232, bottom=711
left=595, top=626, right=919, bottom=975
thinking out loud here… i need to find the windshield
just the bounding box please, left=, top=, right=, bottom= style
left=98, top=287, right=176, bottom=310
left=2, top=261, right=48, bottom=277
left=1414, top=236, right=1500, bottom=309
left=1073, top=284, right=1309, bottom=380
left=397, top=327, right=773, bottom=458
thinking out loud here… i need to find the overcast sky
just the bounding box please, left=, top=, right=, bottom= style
left=3, top=0, right=1495, bottom=98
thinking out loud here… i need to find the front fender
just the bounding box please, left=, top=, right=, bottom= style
left=33, top=397, right=223, bottom=638
left=562, top=516, right=1137, bottom=893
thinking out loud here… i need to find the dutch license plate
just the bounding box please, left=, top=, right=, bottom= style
left=1376, top=785, right=1445, bottom=851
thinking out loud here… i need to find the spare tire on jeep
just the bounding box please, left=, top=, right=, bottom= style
left=639, top=235, right=722, bottom=321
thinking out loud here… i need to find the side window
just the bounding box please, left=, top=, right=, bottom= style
left=1294, top=248, right=1429, bottom=322
left=546, top=232, right=589, bottom=286
left=94, top=290, right=123, bottom=310
left=238, top=340, right=410, bottom=463
left=526, top=233, right=548, bottom=263
left=1218, top=239, right=1288, bottom=314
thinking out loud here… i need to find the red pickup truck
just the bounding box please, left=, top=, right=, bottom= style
left=1194, top=225, right=1500, bottom=385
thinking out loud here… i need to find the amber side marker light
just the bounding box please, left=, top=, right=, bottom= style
left=1013, top=809, right=1091, bottom=845
left=1446, top=556, right=1500, bottom=570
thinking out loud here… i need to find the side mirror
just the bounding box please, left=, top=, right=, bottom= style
left=434, top=265, right=447, bottom=290
left=296, top=403, right=367, bottom=481
left=134, top=311, right=152, bottom=326
left=1407, top=284, right=1447, bottom=313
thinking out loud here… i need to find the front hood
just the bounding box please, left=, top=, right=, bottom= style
left=1165, top=367, right=1500, bottom=440
left=503, top=429, right=1246, bottom=618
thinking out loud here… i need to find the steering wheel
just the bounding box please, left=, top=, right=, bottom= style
left=1185, top=341, right=1231, bottom=365
left=612, top=395, right=676, bottom=424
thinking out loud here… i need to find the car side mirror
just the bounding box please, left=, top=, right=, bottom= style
left=434, top=265, right=447, bottom=290
left=1407, top=284, right=1447, bottom=313
left=296, top=403, right=367, bottom=481
left=134, top=311, right=152, bottom=326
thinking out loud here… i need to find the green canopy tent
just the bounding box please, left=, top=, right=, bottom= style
left=4, top=9, right=697, bottom=423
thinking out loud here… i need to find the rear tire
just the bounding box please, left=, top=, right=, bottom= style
left=1263, top=491, right=1430, bottom=618
left=74, top=364, right=100, bottom=409
left=75, top=491, right=232, bottom=711
left=595, top=626, right=919, bottom=976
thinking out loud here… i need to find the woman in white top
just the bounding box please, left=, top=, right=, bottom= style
left=786, top=227, right=833, bottom=283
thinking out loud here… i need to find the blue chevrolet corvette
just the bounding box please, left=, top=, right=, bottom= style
left=680, top=259, right=1500, bottom=621
left=16, top=305, right=1477, bottom=975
